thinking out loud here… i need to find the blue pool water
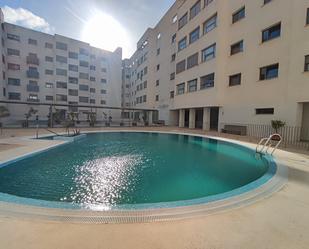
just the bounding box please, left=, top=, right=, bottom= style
left=0, top=132, right=272, bottom=209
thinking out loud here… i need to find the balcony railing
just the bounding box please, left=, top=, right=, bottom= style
left=27, top=70, right=39, bottom=79
left=26, top=56, right=39, bottom=65
left=27, top=85, right=40, bottom=92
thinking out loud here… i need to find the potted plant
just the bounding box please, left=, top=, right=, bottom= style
left=0, top=106, right=9, bottom=135
left=23, top=107, right=38, bottom=128
left=271, top=120, right=286, bottom=133
left=88, top=112, right=96, bottom=127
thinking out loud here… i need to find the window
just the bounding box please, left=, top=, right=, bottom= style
left=144, top=67, right=148, bottom=75
left=172, top=15, right=178, bottom=23
left=8, top=78, right=20, bottom=86
left=68, top=89, right=78, bottom=96
left=90, top=65, right=96, bottom=71
left=190, top=1, right=201, bottom=20
left=229, top=73, right=242, bottom=86
left=102, top=68, right=107, bottom=73
left=177, top=83, right=185, bottom=95
left=56, top=94, right=67, bottom=102
left=203, top=14, right=217, bottom=34
left=7, top=48, right=20, bottom=56
left=45, top=56, right=53, bottom=62
left=170, top=72, right=175, bottom=80
left=90, top=77, right=96, bottom=82
left=307, top=8, right=309, bottom=25
left=264, top=0, right=272, bottom=5
left=143, top=95, right=147, bottom=103
left=45, top=82, right=53, bottom=88
left=56, top=81, right=67, bottom=89
left=69, top=64, right=78, bottom=72
left=200, top=73, right=215, bottom=89
left=171, top=33, right=176, bottom=44
left=28, top=39, right=37, bottom=45
left=187, top=53, right=199, bottom=69
left=171, top=53, right=176, bottom=62
left=56, top=55, right=67, bottom=64
left=79, top=73, right=89, bottom=80
left=178, top=13, right=188, bottom=30
left=90, top=88, right=96, bottom=93
left=45, top=42, right=53, bottom=49
left=176, top=60, right=186, bottom=74
left=189, top=27, right=200, bottom=44
left=28, top=94, right=38, bottom=101
left=80, top=60, right=89, bottom=67
left=232, top=7, right=245, bottom=24
left=156, top=95, right=159, bottom=101
left=79, top=48, right=89, bottom=56
left=69, top=77, right=78, bottom=84
left=170, top=91, right=175, bottom=99
left=178, top=37, right=187, bottom=51
left=90, top=99, right=95, bottom=104
left=8, top=63, right=20, bottom=70
left=157, top=48, right=160, bottom=55
left=101, top=89, right=107, bottom=94
left=45, top=69, right=53, bottom=75
left=201, top=43, right=216, bottom=62
left=304, top=55, right=309, bottom=72
left=156, top=80, right=160, bottom=86
left=188, top=79, right=197, bottom=92
left=156, top=64, right=160, bottom=71
left=157, top=33, right=161, bottom=40
left=56, top=68, right=67, bottom=76
left=256, top=108, right=274, bottom=115
left=101, top=79, right=107, bottom=83
left=79, top=96, right=89, bottom=103
left=230, top=40, right=244, bottom=55
left=69, top=52, right=78, bottom=59
left=7, top=33, right=20, bottom=41
left=46, top=96, right=54, bottom=101
left=101, top=100, right=106, bottom=105
left=79, top=84, right=89, bottom=91
left=260, top=63, right=279, bottom=80
left=204, top=0, right=213, bottom=6
left=56, top=42, right=67, bottom=51
left=8, top=92, right=21, bottom=100
left=262, top=23, right=281, bottom=42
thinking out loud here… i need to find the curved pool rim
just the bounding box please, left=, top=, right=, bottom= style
left=0, top=131, right=287, bottom=222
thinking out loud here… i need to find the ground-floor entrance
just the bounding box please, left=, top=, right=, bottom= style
left=177, top=107, right=220, bottom=131
left=301, top=103, right=309, bottom=141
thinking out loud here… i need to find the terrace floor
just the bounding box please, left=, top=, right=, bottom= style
left=0, top=127, right=309, bottom=249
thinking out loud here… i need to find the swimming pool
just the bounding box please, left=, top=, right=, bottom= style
left=0, top=132, right=276, bottom=211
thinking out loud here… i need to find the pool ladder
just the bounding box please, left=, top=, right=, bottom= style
left=256, top=134, right=282, bottom=155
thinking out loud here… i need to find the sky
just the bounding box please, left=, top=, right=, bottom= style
left=0, top=0, right=175, bottom=58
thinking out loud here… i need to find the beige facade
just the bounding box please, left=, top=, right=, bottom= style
left=124, top=0, right=309, bottom=137
left=0, top=9, right=123, bottom=126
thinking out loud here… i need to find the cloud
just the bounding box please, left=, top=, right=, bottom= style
left=2, top=6, right=54, bottom=34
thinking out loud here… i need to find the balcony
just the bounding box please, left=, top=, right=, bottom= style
left=27, top=70, right=39, bottom=79
left=26, top=56, right=39, bottom=65
left=27, top=84, right=40, bottom=92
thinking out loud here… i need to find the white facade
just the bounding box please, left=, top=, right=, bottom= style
left=0, top=9, right=122, bottom=125
left=123, top=0, right=309, bottom=138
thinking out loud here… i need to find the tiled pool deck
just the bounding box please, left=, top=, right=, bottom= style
left=0, top=127, right=309, bottom=249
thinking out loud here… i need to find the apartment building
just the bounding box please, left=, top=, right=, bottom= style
left=124, top=0, right=309, bottom=139
left=0, top=8, right=123, bottom=125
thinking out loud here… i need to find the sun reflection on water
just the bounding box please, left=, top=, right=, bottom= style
left=61, top=155, right=143, bottom=210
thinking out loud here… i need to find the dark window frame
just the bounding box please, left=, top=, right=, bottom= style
left=259, top=63, right=279, bottom=80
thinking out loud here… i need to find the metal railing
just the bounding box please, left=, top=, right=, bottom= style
left=220, top=123, right=309, bottom=150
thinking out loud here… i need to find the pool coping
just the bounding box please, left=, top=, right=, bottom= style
left=0, top=130, right=288, bottom=223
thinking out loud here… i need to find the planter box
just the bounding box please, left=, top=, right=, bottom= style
left=53, top=134, right=86, bottom=142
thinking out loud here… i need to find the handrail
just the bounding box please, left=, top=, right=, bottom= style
left=256, top=134, right=282, bottom=155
